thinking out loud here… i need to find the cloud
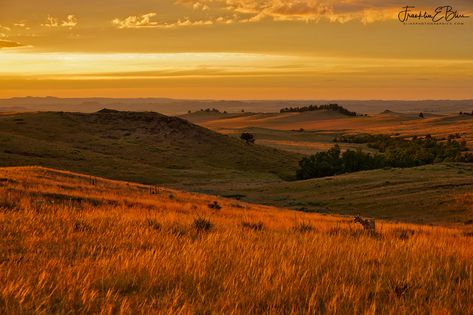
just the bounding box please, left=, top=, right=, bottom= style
left=13, top=22, right=31, bottom=30
left=0, top=24, right=11, bottom=32
left=113, top=1, right=473, bottom=30
left=193, top=2, right=210, bottom=11
left=174, top=0, right=210, bottom=11
left=112, top=12, right=218, bottom=29
left=0, top=39, right=25, bottom=49
left=62, top=15, right=78, bottom=28
left=42, top=15, right=78, bottom=28
left=112, top=13, right=159, bottom=29
left=42, top=16, right=59, bottom=27
left=172, top=0, right=447, bottom=24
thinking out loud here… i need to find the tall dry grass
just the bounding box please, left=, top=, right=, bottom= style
left=1, top=166, right=473, bottom=314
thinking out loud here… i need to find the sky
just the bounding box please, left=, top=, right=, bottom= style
left=0, top=0, right=472, bottom=100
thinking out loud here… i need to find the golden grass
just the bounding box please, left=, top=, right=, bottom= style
left=1, top=166, right=473, bottom=314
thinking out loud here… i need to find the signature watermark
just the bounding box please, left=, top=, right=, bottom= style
left=398, top=5, right=469, bottom=25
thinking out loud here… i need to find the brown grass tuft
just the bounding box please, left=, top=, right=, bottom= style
left=241, top=220, right=264, bottom=231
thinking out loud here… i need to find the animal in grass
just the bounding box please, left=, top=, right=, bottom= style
left=354, top=215, right=376, bottom=233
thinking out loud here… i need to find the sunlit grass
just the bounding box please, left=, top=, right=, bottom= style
left=1, top=166, right=472, bottom=313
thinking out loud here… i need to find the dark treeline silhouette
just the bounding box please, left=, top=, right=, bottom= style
left=188, top=108, right=227, bottom=114
left=334, top=134, right=390, bottom=144
left=459, top=111, right=473, bottom=116
left=280, top=104, right=360, bottom=116
left=297, top=135, right=473, bottom=179
left=297, top=145, right=384, bottom=179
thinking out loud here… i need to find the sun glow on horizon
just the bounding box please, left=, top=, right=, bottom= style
left=0, top=0, right=472, bottom=99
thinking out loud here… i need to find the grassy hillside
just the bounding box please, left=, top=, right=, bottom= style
left=1, top=166, right=473, bottom=313
left=2, top=110, right=473, bottom=226
left=0, top=110, right=300, bottom=184
left=210, top=163, right=473, bottom=226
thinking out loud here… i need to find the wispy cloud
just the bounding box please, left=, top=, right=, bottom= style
left=112, top=12, right=225, bottom=29
left=0, top=24, right=11, bottom=32
left=42, top=15, right=78, bottom=28
left=41, top=16, right=59, bottom=28
left=0, top=39, right=25, bottom=49
left=13, top=22, right=30, bottom=30
left=62, top=15, right=78, bottom=28
left=112, top=13, right=160, bottom=29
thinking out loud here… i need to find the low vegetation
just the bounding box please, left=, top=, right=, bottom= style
left=298, top=134, right=473, bottom=179
left=1, top=166, right=473, bottom=313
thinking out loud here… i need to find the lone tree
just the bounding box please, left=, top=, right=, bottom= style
left=419, top=112, right=424, bottom=118
left=240, top=132, right=255, bottom=144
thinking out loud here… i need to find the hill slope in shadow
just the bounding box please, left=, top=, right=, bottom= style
left=0, top=109, right=301, bottom=185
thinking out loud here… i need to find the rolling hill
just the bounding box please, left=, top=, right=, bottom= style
left=1, top=166, right=473, bottom=313
left=0, top=109, right=301, bottom=184
left=218, top=163, right=473, bottom=225
left=183, top=109, right=473, bottom=154
left=2, top=109, right=473, bottom=225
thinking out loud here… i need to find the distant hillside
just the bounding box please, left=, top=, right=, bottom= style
left=0, top=110, right=301, bottom=185
left=183, top=110, right=365, bottom=132
left=1, top=97, right=472, bottom=115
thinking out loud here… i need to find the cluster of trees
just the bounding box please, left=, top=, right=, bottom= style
left=188, top=108, right=227, bottom=114
left=366, top=135, right=471, bottom=167
left=334, top=134, right=391, bottom=144
left=297, top=135, right=473, bottom=179
left=279, top=104, right=360, bottom=116
left=459, top=111, right=473, bottom=116
left=296, top=145, right=383, bottom=179
left=336, top=133, right=465, bottom=144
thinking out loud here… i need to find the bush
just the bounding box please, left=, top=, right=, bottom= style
left=208, top=201, right=222, bottom=210
left=240, top=133, right=255, bottom=144
left=192, top=217, right=213, bottom=232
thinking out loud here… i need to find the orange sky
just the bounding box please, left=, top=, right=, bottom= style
left=0, top=0, right=472, bottom=99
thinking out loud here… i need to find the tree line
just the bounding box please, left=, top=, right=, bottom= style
left=279, top=104, right=360, bottom=116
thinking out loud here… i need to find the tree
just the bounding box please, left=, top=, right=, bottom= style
left=419, top=112, right=424, bottom=118
left=240, top=133, right=255, bottom=144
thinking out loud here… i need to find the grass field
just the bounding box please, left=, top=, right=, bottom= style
left=1, top=166, right=473, bottom=313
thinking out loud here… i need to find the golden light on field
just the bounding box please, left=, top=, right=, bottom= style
left=0, top=0, right=472, bottom=98
left=1, top=166, right=473, bottom=313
